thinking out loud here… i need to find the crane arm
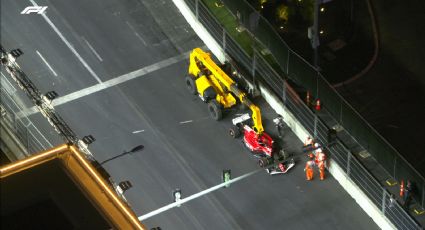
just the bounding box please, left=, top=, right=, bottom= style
left=229, top=84, right=264, bottom=134
left=189, top=48, right=235, bottom=87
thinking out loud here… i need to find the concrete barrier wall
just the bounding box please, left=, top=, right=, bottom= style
left=171, top=0, right=396, bottom=229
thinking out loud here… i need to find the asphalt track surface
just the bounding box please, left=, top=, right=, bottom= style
left=1, top=0, right=379, bottom=229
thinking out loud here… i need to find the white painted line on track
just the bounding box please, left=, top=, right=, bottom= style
left=17, top=51, right=190, bottom=118
left=29, top=0, right=103, bottom=84
left=179, top=120, right=193, bottom=124
left=36, top=50, right=58, bottom=77
left=132, top=130, right=145, bottom=134
left=138, top=168, right=262, bottom=221
left=82, top=37, right=103, bottom=62
left=125, top=21, right=147, bottom=46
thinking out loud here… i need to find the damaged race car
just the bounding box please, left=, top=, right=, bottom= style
left=265, top=158, right=295, bottom=175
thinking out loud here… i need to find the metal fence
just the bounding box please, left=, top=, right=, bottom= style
left=1, top=72, right=54, bottom=155
left=218, top=0, right=425, bottom=205
left=184, top=0, right=423, bottom=229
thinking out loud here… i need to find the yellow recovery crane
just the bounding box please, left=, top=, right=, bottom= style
left=185, top=48, right=290, bottom=167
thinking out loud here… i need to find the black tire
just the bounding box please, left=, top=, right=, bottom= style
left=229, top=126, right=241, bottom=138
left=258, top=157, right=270, bottom=168
left=185, top=76, right=197, bottom=95
left=207, top=99, right=223, bottom=120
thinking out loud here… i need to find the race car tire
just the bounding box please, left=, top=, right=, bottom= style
left=229, top=126, right=241, bottom=138
left=258, top=157, right=271, bottom=168
left=208, top=99, right=223, bottom=121
left=185, top=76, right=197, bottom=95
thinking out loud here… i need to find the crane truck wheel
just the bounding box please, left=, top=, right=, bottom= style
left=229, top=126, right=241, bottom=138
left=207, top=99, right=223, bottom=120
left=185, top=76, right=197, bottom=95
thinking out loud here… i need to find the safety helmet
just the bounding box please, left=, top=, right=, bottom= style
left=314, top=143, right=320, bottom=148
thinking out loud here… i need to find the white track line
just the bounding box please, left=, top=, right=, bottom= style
left=126, top=21, right=147, bottom=46
left=17, top=51, right=189, bottom=118
left=132, top=130, right=145, bottom=134
left=138, top=168, right=261, bottom=221
left=179, top=120, right=193, bottom=124
left=36, top=50, right=58, bottom=76
left=29, top=0, right=103, bottom=84
left=82, top=37, right=103, bottom=62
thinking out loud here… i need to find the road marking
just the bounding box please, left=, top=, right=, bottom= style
left=179, top=120, right=193, bottom=124
left=132, top=130, right=145, bottom=134
left=36, top=50, right=58, bottom=77
left=82, top=37, right=103, bottom=62
left=29, top=0, right=103, bottom=84
left=17, top=51, right=190, bottom=118
left=125, top=21, right=147, bottom=46
left=138, top=168, right=261, bottom=221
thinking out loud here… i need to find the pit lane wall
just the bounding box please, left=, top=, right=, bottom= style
left=171, top=0, right=396, bottom=229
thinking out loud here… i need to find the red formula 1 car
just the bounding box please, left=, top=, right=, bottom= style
left=242, top=125, right=274, bottom=158
left=229, top=114, right=295, bottom=175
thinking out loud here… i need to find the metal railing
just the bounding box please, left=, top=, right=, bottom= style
left=1, top=72, right=54, bottom=155
left=216, top=0, right=425, bottom=204
left=184, top=0, right=423, bottom=229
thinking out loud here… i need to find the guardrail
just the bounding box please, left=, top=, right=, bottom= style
left=183, top=0, right=423, bottom=229
left=1, top=73, right=53, bottom=155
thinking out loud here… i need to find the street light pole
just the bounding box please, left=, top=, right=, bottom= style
left=99, top=144, right=144, bottom=166
left=312, top=0, right=320, bottom=69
